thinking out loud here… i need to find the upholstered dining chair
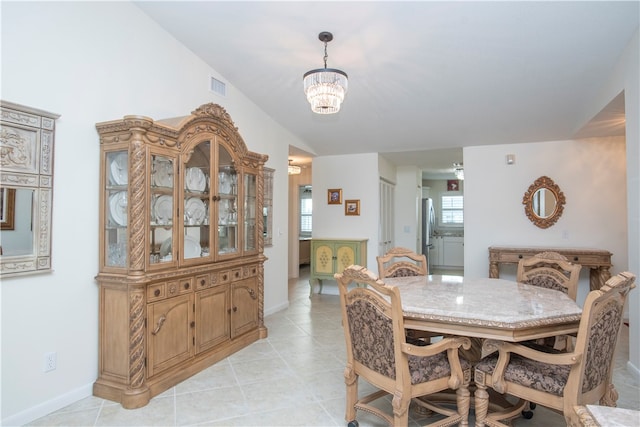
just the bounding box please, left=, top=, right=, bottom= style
left=517, top=251, right=581, bottom=300
left=517, top=251, right=582, bottom=352
left=336, top=265, right=473, bottom=427
left=473, top=271, right=636, bottom=427
left=377, top=246, right=428, bottom=278
left=377, top=247, right=438, bottom=345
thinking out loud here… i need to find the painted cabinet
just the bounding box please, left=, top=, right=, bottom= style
left=309, top=239, right=368, bottom=296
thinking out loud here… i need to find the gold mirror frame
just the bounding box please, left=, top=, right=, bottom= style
left=522, top=176, right=565, bottom=229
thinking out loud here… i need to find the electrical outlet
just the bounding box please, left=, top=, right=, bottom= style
left=43, top=352, right=57, bottom=372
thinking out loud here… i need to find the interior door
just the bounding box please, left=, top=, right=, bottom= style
left=378, top=179, right=395, bottom=256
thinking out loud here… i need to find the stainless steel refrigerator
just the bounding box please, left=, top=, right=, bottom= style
left=421, top=198, right=435, bottom=268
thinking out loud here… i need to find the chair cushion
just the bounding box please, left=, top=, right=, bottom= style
left=475, top=354, right=570, bottom=396
left=347, top=300, right=396, bottom=378
left=583, top=305, right=622, bottom=393
left=409, top=353, right=471, bottom=385
left=347, top=299, right=470, bottom=385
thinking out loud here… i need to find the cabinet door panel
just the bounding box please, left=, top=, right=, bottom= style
left=335, top=245, right=356, bottom=273
left=231, top=279, right=259, bottom=338
left=147, top=294, right=193, bottom=377
left=313, top=244, right=335, bottom=275
left=195, top=286, right=230, bottom=353
left=443, top=237, right=464, bottom=267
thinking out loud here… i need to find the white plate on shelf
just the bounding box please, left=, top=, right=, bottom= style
left=186, top=167, right=206, bottom=192
left=110, top=153, right=128, bottom=185
left=153, top=195, right=173, bottom=224
left=109, top=191, right=128, bottom=226
left=184, top=235, right=202, bottom=259
left=160, top=237, right=172, bottom=257
left=185, top=198, right=206, bottom=225
left=153, top=157, right=173, bottom=188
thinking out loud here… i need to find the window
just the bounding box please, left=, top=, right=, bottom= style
left=300, top=185, right=312, bottom=238
left=441, top=195, right=463, bottom=225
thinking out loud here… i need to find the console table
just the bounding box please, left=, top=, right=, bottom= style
left=488, top=246, right=612, bottom=291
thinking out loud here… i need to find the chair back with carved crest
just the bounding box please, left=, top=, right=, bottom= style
left=517, top=251, right=581, bottom=301
left=377, top=247, right=428, bottom=279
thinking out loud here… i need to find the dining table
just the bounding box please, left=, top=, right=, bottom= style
left=383, top=274, right=583, bottom=360
left=383, top=274, right=584, bottom=420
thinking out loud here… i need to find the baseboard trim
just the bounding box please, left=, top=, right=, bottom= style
left=2, top=383, right=93, bottom=427
left=265, top=300, right=289, bottom=316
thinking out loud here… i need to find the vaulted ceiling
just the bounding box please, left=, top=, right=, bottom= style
left=135, top=1, right=637, bottom=175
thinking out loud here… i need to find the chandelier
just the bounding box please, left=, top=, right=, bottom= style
left=303, top=31, right=348, bottom=114
left=453, top=162, right=464, bottom=180
left=288, top=159, right=301, bottom=175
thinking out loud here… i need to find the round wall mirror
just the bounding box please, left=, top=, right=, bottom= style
left=522, top=176, right=565, bottom=229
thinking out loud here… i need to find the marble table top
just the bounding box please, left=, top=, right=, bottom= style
left=383, top=275, right=582, bottom=341
left=574, top=404, right=640, bottom=426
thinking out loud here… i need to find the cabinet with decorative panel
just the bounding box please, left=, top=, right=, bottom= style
left=309, top=238, right=367, bottom=296
left=93, top=104, right=268, bottom=408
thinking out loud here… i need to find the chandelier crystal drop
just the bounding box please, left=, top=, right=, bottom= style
left=303, top=32, right=348, bottom=114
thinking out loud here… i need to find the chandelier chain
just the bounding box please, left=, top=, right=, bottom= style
left=323, top=41, right=328, bottom=68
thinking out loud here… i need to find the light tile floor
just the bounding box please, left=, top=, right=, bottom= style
left=28, top=267, right=639, bottom=426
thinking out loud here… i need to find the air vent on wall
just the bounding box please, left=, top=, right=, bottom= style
left=210, top=77, right=226, bottom=96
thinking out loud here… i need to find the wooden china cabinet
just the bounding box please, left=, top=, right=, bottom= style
left=93, top=104, right=268, bottom=408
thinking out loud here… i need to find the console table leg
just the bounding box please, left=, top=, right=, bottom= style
left=590, top=266, right=611, bottom=291
left=489, top=261, right=499, bottom=279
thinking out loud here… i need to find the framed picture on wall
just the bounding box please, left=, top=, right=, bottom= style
left=328, top=189, right=342, bottom=204
left=345, top=199, right=360, bottom=216
left=447, top=180, right=460, bottom=191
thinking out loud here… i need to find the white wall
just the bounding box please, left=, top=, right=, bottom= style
left=1, top=2, right=300, bottom=424
left=311, top=153, right=380, bottom=272
left=394, top=166, right=422, bottom=252
left=463, top=137, right=628, bottom=309
left=594, top=28, right=640, bottom=383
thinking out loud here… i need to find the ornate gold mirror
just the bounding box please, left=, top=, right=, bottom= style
left=522, top=176, right=565, bottom=229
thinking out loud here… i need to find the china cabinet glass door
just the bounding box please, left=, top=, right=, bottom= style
left=217, top=145, right=238, bottom=256
left=183, top=141, right=211, bottom=261
left=105, top=150, right=128, bottom=268
left=244, top=172, right=257, bottom=252
left=150, top=154, right=175, bottom=266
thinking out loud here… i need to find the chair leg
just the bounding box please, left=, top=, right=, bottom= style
left=391, top=393, right=410, bottom=426
left=344, top=368, right=358, bottom=423
left=474, top=383, right=489, bottom=427
left=457, top=384, right=471, bottom=426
